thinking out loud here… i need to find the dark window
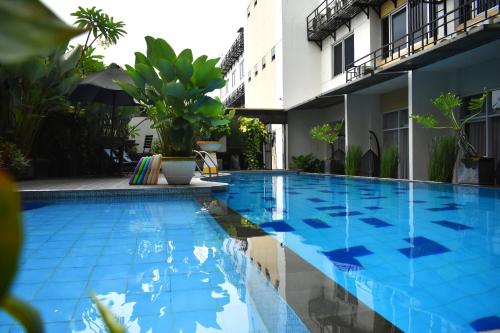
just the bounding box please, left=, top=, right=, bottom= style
left=382, top=17, right=390, bottom=58
left=333, top=43, right=343, bottom=77
left=254, top=0, right=257, bottom=6
left=271, top=46, right=276, bottom=61
left=344, top=35, right=354, bottom=70
left=392, top=8, right=407, bottom=51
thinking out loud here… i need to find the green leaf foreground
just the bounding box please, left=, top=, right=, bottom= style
left=0, top=0, right=83, bottom=64
left=2, top=295, right=43, bottom=333
left=90, top=291, right=126, bottom=333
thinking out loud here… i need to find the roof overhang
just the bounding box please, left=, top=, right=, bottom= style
left=230, top=108, right=287, bottom=124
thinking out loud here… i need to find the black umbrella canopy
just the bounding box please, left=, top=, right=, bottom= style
left=70, top=63, right=136, bottom=106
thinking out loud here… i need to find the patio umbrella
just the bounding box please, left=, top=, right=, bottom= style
left=70, top=63, right=136, bottom=133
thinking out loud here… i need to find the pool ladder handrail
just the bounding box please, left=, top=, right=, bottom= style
left=193, top=150, right=219, bottom=177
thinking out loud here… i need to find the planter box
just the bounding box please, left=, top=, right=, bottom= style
left=456, top=157, right=495, bottom=185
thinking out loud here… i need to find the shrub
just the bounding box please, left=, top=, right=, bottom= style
left=239, top=117, right=267, bottom=170
left=429, top=136, right=457, bottom=182
left=290, top=154, right=324, bottom=173
left=380, top=146, right=399, bottom=178
left=345, top=145, right=362, bottom=176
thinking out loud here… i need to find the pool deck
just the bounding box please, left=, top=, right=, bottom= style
left=18, top=174, right=229, bottom=199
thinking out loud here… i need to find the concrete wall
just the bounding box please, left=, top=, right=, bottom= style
left=129, top=117, right=157, bottom=152
left=282, top=0, right=322, bottom=109
left=287, top=103, right=345, bottom=164
left=345, top=94, right=382, bottom=152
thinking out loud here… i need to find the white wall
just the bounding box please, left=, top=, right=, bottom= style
left=345, top=94, right=382, bottom=152
left=220, top=55, right=245, bottom=103
left=129, top=117, right=157, bottom=152
left=287, top=103, right=344, bottom=164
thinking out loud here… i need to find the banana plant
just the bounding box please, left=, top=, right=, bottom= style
left=117, top=36, right=230, bottom=156
left=0, top=171, right=43, bottom=333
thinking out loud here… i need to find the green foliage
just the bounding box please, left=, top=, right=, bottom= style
left=70, top=45, right=105, bottom=75
left=0, top=140, right=30, bottom=176
left=198, top=109, right=235, bottom=141
left=380, top=146, right=399, bottom=178
left=0, top=0, right=82, bottom=64
left=290, top=154, right=324, bottom=173
left=310, top=120, right=344, bottom=145
left=410, top=90, right=487, bottom=158
left=345, top=145, right=362, bottom=176
left=429, top=136, right=457, bottom=182
left=238, top=117, right=267, bottom=170
left=0, top=172, right=44, bottom=333
left=151, top=139, right=163, bottom=155
left=118, top=36, right=229, bottom=156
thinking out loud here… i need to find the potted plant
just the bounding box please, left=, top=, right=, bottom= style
left=310, top=120, right=344, bottom=173
left=118, top=36, right=230, bottom=184
left=197, top=111, right=233, bottom=152
left=411, top=91, right=494, bottom=185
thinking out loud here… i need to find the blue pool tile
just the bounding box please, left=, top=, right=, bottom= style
left=91, top=264, right=131, bottom=281
left=260, top=221, right=295, bottom=232
left=15, top=269, right=53, bottom=284
left=319, top=190, right=335, bottom=193
left=398, top=236, right=451, bottom=259
left=315, top=205, right=345, bottom=211
left=437, top=195, right=453, bottom=199
left=265, top=207, right=287, bottom=213
left=361, top=196, right=386, bottom=199
left=411, top=200, right=427, bottom=203
left=307, top=198, right=326, bottom=203
left=470, top=316, right=500, bottom=331
left=322, top=246, right=373, bottom=271
left=432, top=220, right=472, bottom=231
left=11, top=283, right=42, bottom=301
left=171, top=289, right=220, bottom=312
left=360, top=217, right=392, bottom=228
left=427, top=206, right=460, bottom=212
left=329, top=211, right=363, bottom=217
left=35, top=280, right=87, bottom=300
left=235, top=208, right=252, bottom=213
left=303, top=218, right=330, bottom=229
left=287, top=191, right=301, bottom=195
left=364, top=206, right=382, bottom=210
left=51, top=266, right=93, bottom=282
left=32, top=298, right=78, bottom=323
left=263, top=196, right=276, bottom=201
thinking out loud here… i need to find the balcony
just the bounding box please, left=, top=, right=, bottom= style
left=224, top=83, right=245, bottom=108
left=307, top=0, right=385, bottom=48
left=346, top=0, right=500, bottom=82
left=221, top=28, right=244, bottom=76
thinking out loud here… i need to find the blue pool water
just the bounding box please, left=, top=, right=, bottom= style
left=0, top=197, right=307, bottom=333
left=215, top=173, right=500, bottom=332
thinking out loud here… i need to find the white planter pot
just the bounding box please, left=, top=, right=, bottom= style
left=161, top=157, right=195, bottom=185
left=197, top=141, right=222, bottom=152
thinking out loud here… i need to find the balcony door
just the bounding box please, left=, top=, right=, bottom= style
left=382, top=7, right=408, bottom=57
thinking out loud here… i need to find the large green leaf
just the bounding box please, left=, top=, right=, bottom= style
left=0, top=172, right=22, bottom=301
left=162, top=82, right=186, bottom=100
left=193, top=58, right=222, bottom=88
left=116, top=81, right=142, bottom=101
left=157, top=59, right=176, bottom=82
left=204, top=78, right=226, bottom=92
left=135, top=63, right=162, bottom=92
left=146, top=36, right=176, bottom=65
left=1, top=295, right=43, bottom=333
left=175, top=58, right=193, bottom=85
left=125, top=65, right=145, bottom=90
left=194, top=97, right=224, bottom=118
left=59, top=45, right=82, bottom=75
left=177, top=49, right=193, bottom=64
left=0, top=0, right=83, bottom=64
left=90, top=291, right=125, bottom=333
left=57, top=75, right=81, bottom=95
left=134, top=52, right=150, bottom=66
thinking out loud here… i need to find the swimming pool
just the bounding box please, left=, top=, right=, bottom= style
left=3, top=172, right=499, bottom=332
left=1, top=197, right=307, bottom=333
left=214, top=173, right=500, bottom=333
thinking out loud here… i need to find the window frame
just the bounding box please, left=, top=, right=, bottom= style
left=262, top=56, right=266, bottom=70
left=331, top=33, right=354, bottom=78
left=271, top=46, right=276, bottom=61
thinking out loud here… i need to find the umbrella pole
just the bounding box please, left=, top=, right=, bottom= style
left=111, top=92, right=116, bottom=136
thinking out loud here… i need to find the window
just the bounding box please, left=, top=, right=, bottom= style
left=254, top=0, right=257, bottom=6
left=231, top=71, right=236, bottom=87
left=262, top=56, right=266, bottom=70
left=331, top=35, right=354, bottom=77
left=248, top=70, right=252, bottom=82
left=383, top=109, right=409, bottom=179
left=254, top=65, right=258, bottom=76
left=247, top=5, right=250, bottom=17
left=382, top=7, right=408, bottom=56
left=225, top=83, right=229, bottom=94
left=271, top=46, right=276, bottom=61
left=239, top=61, right=244, bottom=79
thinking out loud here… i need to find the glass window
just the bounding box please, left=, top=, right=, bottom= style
left=254, top=65, right=258, bottom=76
left=271, top=46, right=276, bottom=61
left=247, top=5, right=250, bottom=17
left=254, top=0, right=257, bottom=6
left=239, top=61, right=244, bottom=80
left=332, top=43, right=343, bottom=77
left=383, top=111, right=399, bottom=129
left=392, top=7, right=407, bottom=50
left=231, top=71, right=236, bottom=87
left=382, top=17, right=390, bottom=58
left=262, top=56, right=266, bottom=69
left=492, top=90, right=500, bottom=114
left=344, top=35, right=354, bottom=71
left=383, top=109, right=409, bottom=179
left=248, top=71, right=251, bottom=82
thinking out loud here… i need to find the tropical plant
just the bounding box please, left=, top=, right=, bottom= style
left=70, top=45, right=105, bottom=75
left=0, top=45, right=82, bottom=156
left=238, top=117, right=267, bottom=170
left=71, top=6, right=126, bottom=72
left=0, top=141, right=30, bottom=177
left=118, top=36, right=230, bottom=156
left=310, top=120, right=344, bottom=149
left=345, top=145, right=363, bottom=176
left=429, top=136, right=457, bottom=182
left=380, top=146, right=399, bottom=178
left=410, top=91, right=486, bottom=159
left=0, top=0, right=82, bottom=64
left=290, top=154, right=324, bottom=173
left=0, top=172, right=44, bottom=333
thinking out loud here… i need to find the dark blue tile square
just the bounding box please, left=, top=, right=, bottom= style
left=411, top=200, right=427, bottom=203
left=337, top=191, right=348, bottom=194
left=287, top=191, right=301, bottom=195
left=360, top=217, right=392, bottom=228
left=361, top=196, right=387, bottom=199
left=364, top=206, right=382, bottom=210
left=236, top=208, right=252, bottom=213
left=315, top=205, right=346, bottom=211
left=250, top=191, right=264, bottom=194
left=398, top=236, right=450, bottom=258
left=260, top=221, right=295, bottom=232
left=265, top=207, right=287, bottom=213
left=319, top=190, right=335, bottom=193
left=228, top=195, right=235, bottom=199
left=427, top=206, right=460, bottom=212
left=263, top=196, right=276, bottom=201
left=329, top=211, right=363, bottom=217
left=307, top=198, right=327, bottom=203
left=303, top=218, right=330, bottom=229
left=437, top=195, right=453, bottom=199
left=470, top=316, right=500, bottom=331
left=322, top=246, right=373, bottom=271
left=432, top=220, right=472, bottom=231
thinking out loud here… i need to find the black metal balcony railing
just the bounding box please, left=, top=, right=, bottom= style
left=346, top=0, right=499, bottom=82
left=221, top=29, right=244, bottom=76
left=224, top=83, right=245, bottom=108
left=307, top=0, right=385, bottom=47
